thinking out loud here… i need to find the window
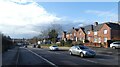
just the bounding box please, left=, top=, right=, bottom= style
left=104, top=29, right=107, bottom=34
left=79, top=38, right=81, bottom=40
left=79, top=46, right=89, bottom=49
left=88, top=37, right=90, bottom=40
left=87, top=31, right=90, bottom=34
left=113, top=42, right=120, bottom=44
left=94, top=38, right=97, bottom=42
left=104, top=38, right=107, bottom=42
left=73, top=33, right=76, bottom=36
left=94, top=31, right=97, bottom=35
left=98, top=38, right=101, bottom=43
left=79, top=37, right=84, bottom=41
left=79, top=32, right=81, bottom=35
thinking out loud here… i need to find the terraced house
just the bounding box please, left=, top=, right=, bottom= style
left=62, top=22, right=120, bottom=48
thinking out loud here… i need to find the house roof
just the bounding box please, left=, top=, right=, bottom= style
left=75, top=28, right=79, bottom=31
left=79, top=27, right=86, bottom=35
left=71, top=22, right=120, bottom=35
left=83, top=24, right=103, bottom=33
left=83, top=25, right=92, bottom=33
left=81, top=22, right=120, bottom=34
left=105, top=22, right=120, bottom=30
left=93, top=24, right=103, bottom=31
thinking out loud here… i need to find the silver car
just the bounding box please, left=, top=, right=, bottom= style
left=69, top=45, right=96, bottom=58
left=110, top=42, right=120, bottom=49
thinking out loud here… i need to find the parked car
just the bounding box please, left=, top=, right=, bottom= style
left=110, top=42, right=120, bottom=49
left=24, top=45, right=27, bottom=48
left=33, top=44, right=36, bottom=48
left=69, top=45, right=96, bottom=58
left=49, top=45, right=59, bottom=50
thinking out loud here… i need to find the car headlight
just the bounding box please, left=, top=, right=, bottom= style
left=86, top=52, right=91, bottom=55
left=82, top=51, right=87, bottom=54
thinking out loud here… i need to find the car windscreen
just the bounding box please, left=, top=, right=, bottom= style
left=79, top=46, right=89, bottom=49
left=52, top=46, right=57, bottom=47
left=113, top=43, right=120, bottom=44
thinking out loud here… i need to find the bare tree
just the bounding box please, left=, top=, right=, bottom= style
left=39, top=22, right=63, bottom=42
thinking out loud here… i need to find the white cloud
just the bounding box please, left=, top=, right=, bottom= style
left=85, top=10, right=118, bottom=22
left=0, top=0, right=61, bottom=38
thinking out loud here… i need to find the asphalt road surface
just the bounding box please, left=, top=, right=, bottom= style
left=2, top=46, right=120, bottom=67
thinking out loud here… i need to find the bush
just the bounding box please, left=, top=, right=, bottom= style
left=84, top=40, right=89, bottom=43
left=65, top=39, right=72, bottom=46
left=60, top=40, right=65, bottom=46
left=66, top=39, right=72, bottom=44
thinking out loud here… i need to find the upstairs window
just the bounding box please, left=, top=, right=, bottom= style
left=94, top=31, right=97, bottom=35
left=79, top=32, right=81, bottom=35
left=104, top=29, right=107, bottom=34
left=87, top=30, right=90, bottom=34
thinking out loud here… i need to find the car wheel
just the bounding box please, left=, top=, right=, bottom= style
left=80, top=52, right=84, bottom=58
left=112, top=46, right=116, bottom=49
left=70, top=51, right=73, bottom=55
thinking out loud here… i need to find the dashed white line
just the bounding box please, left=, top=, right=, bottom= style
left=25, top=48, right=58, bottom=67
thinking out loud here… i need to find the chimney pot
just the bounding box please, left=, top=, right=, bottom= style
left=94, top=22, right=98, bottom=26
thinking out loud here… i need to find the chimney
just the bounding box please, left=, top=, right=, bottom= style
left=91, top=25, right=94, bottom=30
left=63, top=31, right=66, bottom=38
left=94, top=22, right=98, bottom=26
left=73, top=27, right=74, bottom=29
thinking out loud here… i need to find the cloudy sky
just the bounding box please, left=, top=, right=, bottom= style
left=0, top=0, right=118, bottom=38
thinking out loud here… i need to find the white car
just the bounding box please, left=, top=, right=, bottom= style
left=110, top=42, right=120, bottom=49
left=49, top=45, right=59, bottom=50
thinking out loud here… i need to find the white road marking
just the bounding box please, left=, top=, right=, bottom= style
left=27, top=48, right=99, bottom=64
left=25, top=48, right=116, bottom=65
left=25, top=48, right=58, bottom=67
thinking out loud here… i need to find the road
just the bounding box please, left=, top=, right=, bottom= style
left=2, top=46, right=120, bottom=67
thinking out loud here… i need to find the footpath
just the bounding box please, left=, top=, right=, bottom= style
left=2, top=46, right=19, bottom=66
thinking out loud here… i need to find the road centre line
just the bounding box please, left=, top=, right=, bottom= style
left=25, top=48, right=58, bottom=67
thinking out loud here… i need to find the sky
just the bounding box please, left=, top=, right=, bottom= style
left=0, top=0, right=118, bottom=39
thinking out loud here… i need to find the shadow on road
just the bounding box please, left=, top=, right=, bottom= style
left=94, top=55, right=113, bottom=59
left=49, top=49, right=68, bottom=51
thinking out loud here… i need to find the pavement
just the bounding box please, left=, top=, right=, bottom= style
left=2, top=46, right=19, bottom=66
left=0, top=53, right=2, bottom=67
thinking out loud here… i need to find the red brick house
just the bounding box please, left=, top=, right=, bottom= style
left=71, top=27, right=79, bottom=41
left=99, top=22, right=120, bottom=47
left=62, top=22, right=120, bottom=48
left=77, top=27, right=86, bottom=42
